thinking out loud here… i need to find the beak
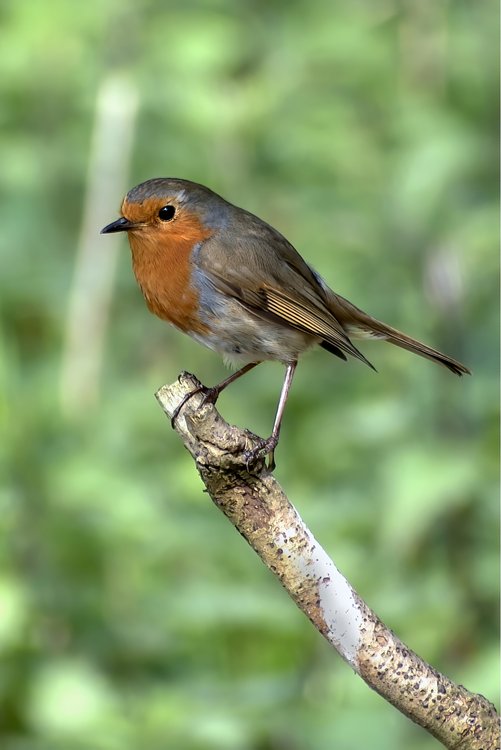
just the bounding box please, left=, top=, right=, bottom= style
left=100, top=217, right=133, bottom=234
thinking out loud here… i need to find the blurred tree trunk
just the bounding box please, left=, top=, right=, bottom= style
left=60, top=75, right=138, bottom=414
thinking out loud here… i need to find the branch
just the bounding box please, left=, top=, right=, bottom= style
left=156, top=372, right=499, bottom=750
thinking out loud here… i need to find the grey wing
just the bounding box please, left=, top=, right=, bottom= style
left=195, top=218, right=374, bottom=368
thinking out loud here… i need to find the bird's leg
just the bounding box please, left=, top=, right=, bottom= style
left=244, top=361, right=297, bottom=471
left=171, top=362, right=260, bottom=427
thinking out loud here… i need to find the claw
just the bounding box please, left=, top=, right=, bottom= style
left=170, top=384, right=223, bottom=428
left=170, top=386, right=204, bottom=427
left=243, top=436, right=278, bottom=472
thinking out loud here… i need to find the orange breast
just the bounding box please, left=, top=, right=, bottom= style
left=128, top=212, right=211, bottom=335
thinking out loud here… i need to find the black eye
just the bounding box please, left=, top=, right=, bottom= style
left=158, top=205, right=176, bottom=221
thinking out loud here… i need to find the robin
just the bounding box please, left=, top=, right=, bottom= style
left=101, top=178, right=470, bottom=469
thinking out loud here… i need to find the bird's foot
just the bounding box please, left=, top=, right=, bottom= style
left=243, top=434, right=279, bottom=472
left=170, top=385, right=221, bottom=428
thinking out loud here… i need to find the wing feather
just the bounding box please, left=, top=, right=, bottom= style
left=204, top=268, right=374, bottom=369
left=260, top=286, right=374, bottom=367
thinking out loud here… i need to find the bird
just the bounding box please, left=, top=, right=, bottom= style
left=101, top=177, right=470, bottom=469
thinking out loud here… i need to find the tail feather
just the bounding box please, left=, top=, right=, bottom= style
left=350, top=319, right=470, bottom=376
left=328, top=294, right=470, bottom=376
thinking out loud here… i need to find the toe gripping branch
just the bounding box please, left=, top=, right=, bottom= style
left=159, top=372, right=277, bottom=471
left=168, top=362, right=297, bottom=471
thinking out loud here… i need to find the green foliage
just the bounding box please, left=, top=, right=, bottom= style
left=1, top=1, right=498, bottom=748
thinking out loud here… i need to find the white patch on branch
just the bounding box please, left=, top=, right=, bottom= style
left=279, top=517, right=363, bottom=666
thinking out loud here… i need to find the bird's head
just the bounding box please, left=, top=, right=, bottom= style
left=101, top=178, right=230, bottom=247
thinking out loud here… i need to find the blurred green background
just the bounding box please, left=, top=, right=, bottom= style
left=1, top=1, right=498, bottom=748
